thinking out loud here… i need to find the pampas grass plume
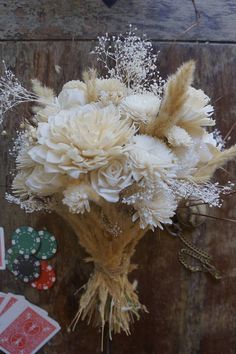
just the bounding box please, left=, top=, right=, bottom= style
left=145, top=60, right=195, bottom=137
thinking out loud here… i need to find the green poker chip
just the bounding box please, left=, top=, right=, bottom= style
left=35, top=230, right=57, bottom=260
left=5, top=247, right=19, bottom=273
left=11, top=226, right=41, bottom=256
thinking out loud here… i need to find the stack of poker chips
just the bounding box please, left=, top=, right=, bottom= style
left=5, top=226, right=57, bottom=290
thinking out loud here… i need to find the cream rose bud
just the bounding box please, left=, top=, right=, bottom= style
left=90, top=159, right=133, bottom=203
left=25, top=166, right=65, bottom=196
left=58, top=80, right=87, bottom=109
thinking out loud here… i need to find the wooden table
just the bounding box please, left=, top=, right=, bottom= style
left=1, top=1, right=236, bottom=353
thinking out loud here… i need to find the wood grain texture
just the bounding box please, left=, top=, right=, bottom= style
left=0, top=41, right=236, bottom=353
left=0, top=0, right=236, bottom=42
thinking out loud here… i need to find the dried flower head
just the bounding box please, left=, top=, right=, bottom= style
left=95, top=78, right=127, bottom=105
left=126, top=134, right=177, bottom=182
left=62, top=183, right=92, bottom=214
left=123, top=181, right=177, bottom=230
left=27, top=105, right=135, bottom=178
left=121, top=93, right=161, bottom=126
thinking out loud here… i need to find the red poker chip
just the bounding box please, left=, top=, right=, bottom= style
left=30, top=260, right=56, bottom=290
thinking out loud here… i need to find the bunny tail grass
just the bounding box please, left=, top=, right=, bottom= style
left=145, top=60, right=195, bottom=137
left=31, top=79, right=55, bottom=99
left=82, top=68, right=98, bottom=102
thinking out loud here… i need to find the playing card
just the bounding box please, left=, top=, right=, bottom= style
left=0, top=301, right=60, bottom=354
left=0, top=293, right=6, bottom=307
left=0, top=293, right=18, bottom=316
left=0, top=227, right=6, bottom=270
left=0, top=292, right=48, bottom=321
left=6, top=293, right=48, bottom=317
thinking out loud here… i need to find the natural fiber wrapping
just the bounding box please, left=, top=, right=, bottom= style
left=56, top=202, right=147, bottom=347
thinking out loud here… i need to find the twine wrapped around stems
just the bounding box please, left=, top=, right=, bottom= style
left=56, top=202, right=148, bottom=349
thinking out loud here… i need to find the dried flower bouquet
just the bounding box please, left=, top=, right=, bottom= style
left=3, top=28, right=236, bottom=342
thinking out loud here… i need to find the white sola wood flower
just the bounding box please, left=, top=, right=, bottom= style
left=122, top=93, right=161, bottom=125
left=62, top=183, right=92, bottom=214
left=126, top=186, right=177, bottom=230
left=174, top=131, right=222, bottom=178
left=126, top=134, right=177, bottom=182
left=13, top=166, right=66, bottom=197
left=90, top=158, right=133, bottom=202
left=27, top=105, right=135, bottom=178
left=58, top=80, right=88, bottom=109
left=177, top=87, right=214, bottom=134
left=95, top=78, right=127, bottom=105
left=166, top=125, right=193, bottom=147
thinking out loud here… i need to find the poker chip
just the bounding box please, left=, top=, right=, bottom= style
left=12, top=255, right=40, bottom=283
left=5, top=248, right=19, bottom=273
left=11, top=226, right=41, bottom=255
left=31, top=260, right=56, bottom=290
left=35, top=230, right=57, bottom=260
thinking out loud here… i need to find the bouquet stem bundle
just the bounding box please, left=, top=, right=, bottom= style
left=56, top=202, right=147, bottom=347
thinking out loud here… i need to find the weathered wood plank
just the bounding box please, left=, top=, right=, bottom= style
left=0, top=41, right=236, bottom=354
left=0, top=0, right=236, bottom=42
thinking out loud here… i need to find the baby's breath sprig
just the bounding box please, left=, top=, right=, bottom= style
left=92, top=25, right=165, bottom=96
left=0, top=61, right=37, bottom=126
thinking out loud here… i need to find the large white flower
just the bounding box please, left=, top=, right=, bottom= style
left=28, top=105, right=135, bottom=178
left=58, top=80, right=88, bottom=109
left=126, top=134, right=177, bottom=182
left=90, top=158, right=133, bottom=202
left=122, top=93, right=161, bottom=125
left=174, top=131, right=220, bottom=178
left=177, top=87, right=215, bottom=133
left=24, top=166, right=66, bottom=196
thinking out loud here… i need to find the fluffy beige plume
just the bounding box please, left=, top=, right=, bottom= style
left=145, top=60, right=195, bottom=137
left=193, top=144, right=236, bottom=182
left=31, top=79, right=55, bottom=99
left=82, top=69, right=98, bottom=102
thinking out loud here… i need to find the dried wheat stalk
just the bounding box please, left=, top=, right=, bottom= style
left=56, top=201, right=147, bottom=349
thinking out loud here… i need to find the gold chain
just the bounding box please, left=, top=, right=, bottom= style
left=178, top=233, right=211, bottom=260
left=166, top=224, right=222, bottom=280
